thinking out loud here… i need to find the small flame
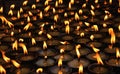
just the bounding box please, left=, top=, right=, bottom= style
left=75, top=44, right=81, bottom=59
left=58, top=0, right=63, bottom=4
left=24, top=23, right=32, bottom=31
left=109, top=0, right=112, bottom=4
left=84, top=22, right=90, bottom=26
left=28, top=11, right=33, bottom=16
left=79, top=9, right=83, bottom=15
left=68, top=2, right=72, bottom=9
left=90, top=35, right=94, bottom=41
left=23, top=1, right=28, bottom=6
left=82, top=3, right=86, bottom=8
left=11, top=60, right=20, bottom=68
left=91, top=5, right=95, bottom=10
left=27, top=16, right=30, bottom=22
left=104, top=15, right=109, bottom=21
left=90, top=10, right=95, bottom=16
left=90, top=44, right=100, bottom=53
left=32, top=38, right=36, bottom=45
left=60, top=41, right=69, bottom=45
left=64, top=20, right=69, bottom=25
left=44, top=5, right=50, bottom=12
left=20, top=8, right=23, bottom=13
left=103, top=23, right=107, bottom=28
left=17, top=11, right=20, bottom=19
left=60, top=48, right=64, bottom=54
left=12, top=40, right=18, bottom=50
left=36, top=0, right=40, bottom=2
left=75, top=13, right=80, bottom=20
left=116, top=48, right=120, bottom=58
left=64, top=12, right=68, bottom=17
left=78, top=64, right=83, bottom=74
left=54, top=14, right=59, bottom=22
left=0, top=65, right=6, bottom=74
left=95, top=0, right=98, bottom=4
left=70, top=0, right=74, bottom=4
left=76, top=26, right=80, bottom=31
left=38, top=30, right=43, bottom=35
left=0, top=7, right=3, bottom=13
left=11, top=31, right=14, bottom=36
left=32, top=4, right=36, bottom=9
left=108, top=28, right=116, bottom=44
left=39, top=11, right=43, bottom=19
left=58, top=70, right=63, bottom=74
left=93, top=53, right=104, bottom=65
left=65, top=24, right=70, bottom=34
left=44, top=0, right=49, bottom=6
left=53, top=8, right=56, bottom=14
left=19, top=43, right=28, bottom=54
left=7, top=21, right=14, bottom=28
left=10, top=4, right=15, bottom=9
left=55, top=1, right=58, bottom=7
left=43, top=41, right=47, bottom=49
left=36, top=68, right=43, bottom=73
left=92, top=25, right=99, bottom=31
left=80, top=32, right=85, bottom=37
left=58, top=56, right=63, bottom=67
left=47, top=33, right=52, bottom=39
left=8, top=9, right=13, bottom=16
left=1, top=51, right=10, bottom=63
left=118, top=8, right=120, bottom=13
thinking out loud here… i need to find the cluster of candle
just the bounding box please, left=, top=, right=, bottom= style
left=0, top=0, right=120, bottom=74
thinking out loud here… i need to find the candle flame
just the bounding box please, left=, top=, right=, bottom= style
left=58, top=70, right=63, bottom=74
left=108, top=28, right=116, bottom=44
left=84, top=22, right=90, bottom=27
left=104, top=15, right=109, bottom=21
left=94, top=53, right=104, bottom=65
left=12, top=40, right=18, bottom=50
left=32, top=4, right=36, bottom=9
left=75, top=13, right=80, bottom=20
left=11, top=31, right=14, bottom=36
left=64, top=20, right=69, bottom=25
left=0, top=65, right=6, bottom=74
left=7, top=21, right=14, bottom=28
left=17, top=11, right=20, bottom=19
left=24, top=23, right=32, bottom=31
left=90, top=44, right=100, bottom=53
left=27, top=16, right=30, bottom=22
left=28, top=11, right=33, bottom=16
left=23, top=1, right=28, bottom=6
left=92, top=25, right=99, bottom=31
left=78, top=64, right=83, bottom=74
left=60, top=48, right=64, bottom=53
left=58, top=55, right=63, bottom=67
left=75, top=44, right=81, bottom=59
left=38, top=30, right=43, bottom=35
left=44, top=5, right=50, bottom=12
left=79, top=9, right=83, bottom=15
left=80, top=32, right=85, bottom=37
left=20, top=8, right=23, bottom=13
left=109, top=0, right=112, bottom=4
left=55, top=1, right=58, bottom=7
left=1, top=51, right=10, bottom=63
left=70, top=0, right=74, bottom=4
left=103, top=23, right=107, bottom=28
left=36, top=68, right=43, bottom=73
left=90, top=35, right=94, bottom=41
left=19, top=43, right=28, bottom=54
left=90, top=10, right=95, bottom=16
left=11, top=60, right=20, bottom=68
left=53, top=8, right=56, bottom=14
left=47, top=33, right=52, bottom=39
left=91, top=5, right=95, bottom=10
left=54, top=14, right=59, bottom=22
left=68, top=2, right=72, bottom=9
left=58, top=0, right=63, bottom=4
left=8, top=9, right=13, bottom=16
left=0, top=7, right=3, bottom=13
left=95, top=0, right=98, bottom=4
left=43, top=41, right=47, bottom=49
left=32, top=38, right=36, bottom=45
left=36, top=0, right=40, bottom=2
left=65, top=24, right=70, bottom=34
left=39, top=11, right=43, bottom=19
left=82, top=3, right=86, bottom=8
left=116, top=48, right=120, bottom=58
left=60, top=41, right=69, bottom=45
left=10, top=4, right=15, bottom=9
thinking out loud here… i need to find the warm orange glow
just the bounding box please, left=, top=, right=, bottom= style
left=28, top=11, right=33, bottom=16
left=38, top=30, right=43, bottom=35
left=68, top=2, right=72, bottom=9
left=11, top=31, right=14, bottom=36
left=43, top=41, right=47, bottom=49
left=7, top=21, right=14, bottom=28
left=20, top=8, right=23, bottom=13
left=76, top=44, right=81, bottom=59
left=44, top=5, right=50, bottom=12
left=58, top=70, right=63, bottom=74
left=51, top=25, right=54, bottom=30
left=47, top=33, right=52, bottom=39
left=91, top=5, right=95, bottom=10
left=32, top=38, right=36, bottom=45
left=80, top=32, right=85, bottom=37
left=95, top=0, right=98, bottom=4
left=19, top=38, right=24, bottom=42
left=90, top=35, right=94, bottom=41
left=90, top=10, right=95, bottom=16
left=90, top=44, right=100, bottom=53
left=118, top=8, right=120, bottom=13
left=8, top=9, right=13, bottom=16
left=36, top=68, right=43, bottom=73
left=39, top=11, right=43, bottom=19
left=60, top=48, right=64, bottom=53
left=24, top=23, right=32, bottom=31
left=64, top=12, right=67, bottom=17
left=23, top=1, right=28, bottom=6
left=82, top=3, right=86, bottom=8
left=58, top=55, right=63, bottom=67
left=11, top=60, right=20, bottom=68
left=0, top=65, right=6, bottom=74
left=118, top=25, right=120, bottom=31
left=84, top=22, right=90, bottom=27
left=76, top=26, right=80, bottom=31
left=19, top=43, right=28, bottom=54
left=60, top=41, right=69, bottom=45
left=12, top=40, right=18, bottom=50
left=109, top=0, right=112, bottom=4
left=65, top=24, right=70, bottom=34
left=94, top=53, right=104, bottom=65
left=78, top=64, right=83, bottom=74
left=103, top=23, right=107, bottom=28
left=58, top=0, right=63, bottom=4
left=79, top=9, right=83, bottom=15
left=116, top=48, right=120, bottom=58
left=1, top=51, right=10, bottom=63
left=75, top=12, right=80, bottom=20
left=10, top=4, right=15, bottom=9
left=32, top=4, right=36, bottom=9
left=0, top=7, right=3, bottom=13
left=64, top=20, right=69, bottom=25
left=27, top=16, right=30, bottom=22
left=54, top=14, right=59, bottom=22
left=92, top=25, right=99, bottom=31
left=104, top=15, right=108, bottom=21
left=70, top=0, right=74, bottom=4
left=36, top=0, right=40, bottom=2
left=17, top=11, right=20, bottom=19
left=55, top=1, right=58, bottom=7
left=108, top=28, right=116, bottom=44
left=44, top=0, right=49, bottom=6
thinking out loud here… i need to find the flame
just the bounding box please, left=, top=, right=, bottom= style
left=60, top=48, right=64, bottom=53
left=11, top=60, right=20, bottom=68
left=58, top=70, right=63, bottom=74
left=118, top=25, right=120, bottom=31
left=118, top=8, right=120, bottom=13
left=108, top=28, right=116, bottom=44
left=7, top=21, right=14, bottom=28
left=82, top=3, right=86, bottom=8
left=24, top=23, right=32, bottom=31
left=109, top=0, right=112, bottom=4
left=95, top=0, right=98, bottom=3
left=54, top=14, right=59, bottom=22
left=64, top=20, right=69, bottom=25
left=60, top=41, right=69, bottom=45
left=65, top=24, right=70, bottom=34
left=32, top=38, right=36, bottom=45
left=28, top=11, right=33, bottom=16
left=44, top=0, right=49, bottom=6
left=116, top=48, right=120, bottom=58
left=12, top=40, right=18, bottom=50
left=75, top=13, right=80, bottom=20
left=43, top=41, right=47, bottom=49
left=90, top=44, right=100, bottom=53
left=0, top=7, right=3, bottom=13
left=78, top=64, right=83, bottom=74
left=36, top=0, right=40, bottom=2
left=0, top=65, right=6, bottom=74
left=44, top=5, right=50, bottom=12
left=17, top=11, right=20, bottom=19
left=47, top=33, right=52, bottom=39
left=79, top=9, right=83, bottom=15
left=19, top=43, right=28, bottom=54
left=90, top=10, right=95, bottom=16
left=39, top=11, right=43, bottom=19
left=11, top=31, right=14, bottom=36
left=90, top=35, right=94, bottom=41
left=76, top=26, right=80, bottom=31
left=91, top=5, right=95, bottom=10
left=64, top=12, right=68, bottom=17
left=92, top=25, right=98, bottom=31
left=58, top=56, right=63, bottom=67
left=68, top=2, right=72, bottom=9
left=70, top=0, right=74, bottom=4
left=20, top=8, right=23, bottom=13
left=38, top=30, right=43, bottom=35
left=104, top=15, right=108, bottom=21
left=84, top=22, right=90, bottom=26
left=53, top=8, right=56, bottom=14
left=93, top=53, right=104, bottom=65
left=27, top=16, right=30, bottom=22
left=75, top=44, right=81, bottom=59
left=51, top=25, right=54, bottom=30
left=55, top=1, right=58, bottom=7
left=36, top=68, right=43, bottom=73
left=10, top=4, right=15, bottom=9
left=23, top=1, right=28, bottom=6
left=32, top=4, right=36, bottom=9
left=80, top=32, right=85, bottom=37
left=1, top=51, right=10, bottom=63
left=103, top=23, right=107, bottom=27
left=8, top=9, right=13, bottom=16
left=19, top=38, right=24, bottom=42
